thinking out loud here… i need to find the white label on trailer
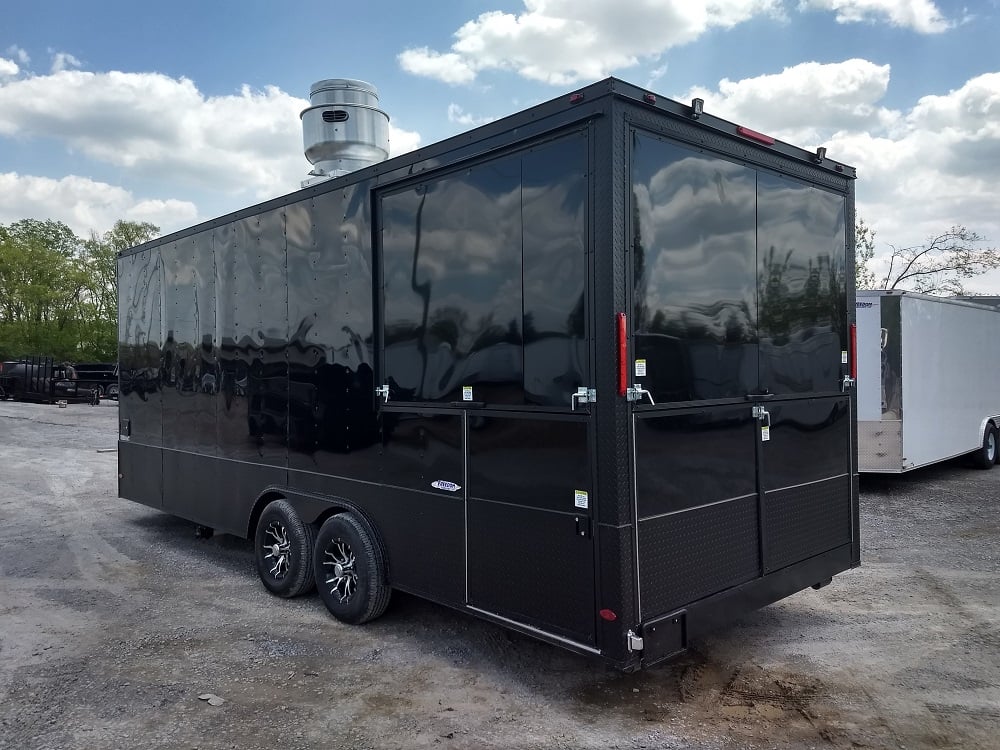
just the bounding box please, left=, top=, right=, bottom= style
left=761, top=425, right=770, bottom=442
left=574, top=490, right=589, bottom=509
left=431, top=480, right=462, bottom=492
left=634, top=359, right=647, bottom=377
left=841, top=350, right=848, bottom=364
left=462, top=386, right=473, bottom=401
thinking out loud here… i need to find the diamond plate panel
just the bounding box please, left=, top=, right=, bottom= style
left=763, top=475, right=852, bottom=573
left=858, top=420, right=902, bottom=472
left=637, top=495, right=759, bottom=619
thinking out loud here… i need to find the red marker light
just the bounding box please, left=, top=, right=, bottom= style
left=643, top=93, right=656, bottom=104
left=569, top=92, right=585, bottom=104
left=850, top=323, right=858, bottom=380
left=737, top=126, right=775, bottom=145
left=617, top=312, right=628, bottom=396
left=599, top=608, right=618, bottom=622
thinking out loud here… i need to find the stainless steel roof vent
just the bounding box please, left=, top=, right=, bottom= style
left=300, top=78, right=389, bottom=187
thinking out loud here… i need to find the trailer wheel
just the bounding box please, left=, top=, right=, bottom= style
left=314, top=513, right=390, bottom=625
left=972, top=423, right=998, bottom=470
left=254, top=499, right=317, bottom=597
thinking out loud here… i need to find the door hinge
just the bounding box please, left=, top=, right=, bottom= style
left=627, top=629, right=644, bottom=653
left=626, top=385, right=655, bottom=405
left=375, top=384, right=390, bottom=403
left=571, top=387, right=596, bottom=410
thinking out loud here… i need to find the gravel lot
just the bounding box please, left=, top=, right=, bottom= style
left=1, top=401, right=998, bottom=750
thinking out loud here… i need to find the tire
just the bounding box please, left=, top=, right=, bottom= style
left=313, top=513, right=390, bottom=625
left=254, top=499, right=316, bottom=597
left=972, top=423, right=998, bottom=470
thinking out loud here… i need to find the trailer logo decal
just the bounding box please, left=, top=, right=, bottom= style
left=574, top=490, right=589, bottom=509
left=431, top=480, right=462, bottom=492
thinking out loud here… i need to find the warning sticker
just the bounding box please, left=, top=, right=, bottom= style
left=841, top=350, right=848, bottom=364
left=574, top=490, right=589, bottom=509
left=635, top=359, right=647, bottom=377
left=462, top=386, right=473, bottom=401
left=761, top=425, right=771, bottom=442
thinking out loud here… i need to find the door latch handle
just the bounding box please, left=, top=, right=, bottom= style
left=571, top=387, right=596, bottom=410
left=841, top=375, right=856, bottom=392
left=626, top=385, right=655, bottom=405
left=375, top=384, right=390, bottom=403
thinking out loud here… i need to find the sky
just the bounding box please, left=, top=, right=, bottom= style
left=2, top=0, right=999, bottom=291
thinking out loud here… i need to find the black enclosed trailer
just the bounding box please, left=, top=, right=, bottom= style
left=117, top=77, right=859, bottom=670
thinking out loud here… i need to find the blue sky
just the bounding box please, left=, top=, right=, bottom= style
left=2, top=0, right=999, bottom=290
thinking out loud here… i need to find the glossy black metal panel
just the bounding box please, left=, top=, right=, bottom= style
left=522, top=135, right=589, bottom=406
left=467, top=416, right=590, bottom=514
left=757, top=173, right=848, bottom=395
left=468, top=500, right=596, bottom=644
left=380, top=411, right=464, bottom=495
left=761, top=398, right=850, bottom=490
left=380, top=131, right=590, bottom=408
left=286, top=185, right=381, bottom=475
left=118, top=440, right=162, bottom=509
left=213, top=212, right=289, bottom=466
left=763, top=475, right=852, bottom=573
left=118, top=248, right=163, bottom=446
left=637, top=494, right=759, bottom=619
left=160, top=235, right=216, bottom=455
left=634, top=407, right=757, bottom=519
left=381, top=154, right=522, bottom=405
left=631, top=132, right=759, bottom=403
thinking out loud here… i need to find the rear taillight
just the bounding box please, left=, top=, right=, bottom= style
left=617, top=312, right=628, bottom=396
left=849, top=323, right=857, bottom=380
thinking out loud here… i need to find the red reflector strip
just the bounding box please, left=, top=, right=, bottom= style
left=617, top=312, right=628, bottom=396
left=737, top=126, right=775, bottom=145
left=599, top=608, right=618, bottom=622
left=849, top=323, right=857, bottom=380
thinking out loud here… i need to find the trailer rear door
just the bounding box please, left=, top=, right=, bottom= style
left=375, top=129, right=600, bottom=647
left=627, top=131, right=853, bottom=622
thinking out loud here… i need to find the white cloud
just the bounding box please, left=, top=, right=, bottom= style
left=0, top=69, right=420, bottom=204
left=50, top=51, right=82, bottom=73
left=0, top=172, right=198, bottom=236
left=679, top=59, right=899, bottom=146
left=798, top=0, right=951, bottom=33
left=447, top=103, right=495, bottom=128
left=5, top=45, right=30, bottom=65
left=399, top=0, right=782, bottom=85
left=673, top=61, right=1000, bottom=293
left=0, top=58, right=18, bottom=79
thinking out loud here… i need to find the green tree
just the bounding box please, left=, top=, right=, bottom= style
left=855, top=216, right=877, bottom=290
left=879, top=226, right=999, bottom=295
left=79, top=220, right=159, bottom=360
left=0, top=219, right=86, bottom=360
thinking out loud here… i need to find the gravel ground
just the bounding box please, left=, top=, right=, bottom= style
left=0, top=401, right=998, bottom=750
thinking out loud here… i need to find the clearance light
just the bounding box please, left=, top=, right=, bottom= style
left=643, top=93, right=656, bottom=105
left=737, top=126, right=775, bottom=145
left=599, top=609, right=618, bottom=622
left=569, top=92, right=585, bottom=104
left=617, top=313, right=628, bottom=396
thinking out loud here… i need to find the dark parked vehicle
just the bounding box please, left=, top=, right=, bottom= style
left=0, top=357, right=96, bottom=403
left=117, top=77, right=860, bottom=670
left=73, top=362, right=118, bottom=399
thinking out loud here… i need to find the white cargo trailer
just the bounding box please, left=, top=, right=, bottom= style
left=856, top=290, right=1000, bottom=472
